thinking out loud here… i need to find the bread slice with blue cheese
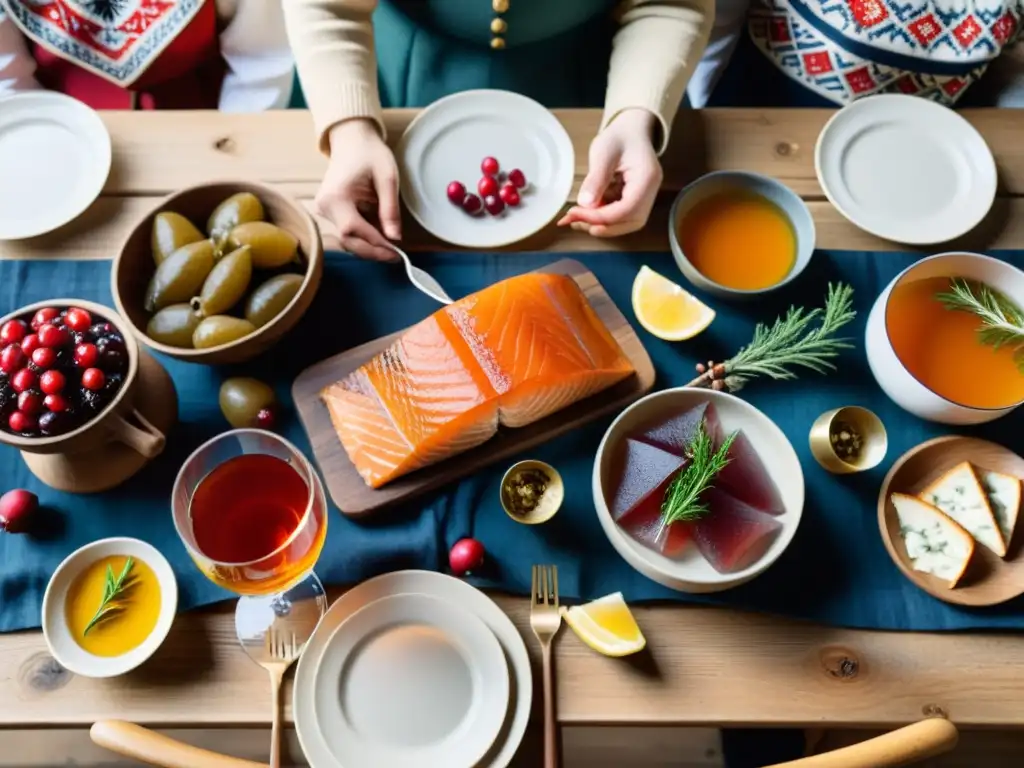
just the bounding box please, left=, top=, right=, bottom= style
left=978, top=469, right=1021, bottom=553
left=918, top=462, right=1006, bottom=558
left=891, top=493, right=974, bottom=588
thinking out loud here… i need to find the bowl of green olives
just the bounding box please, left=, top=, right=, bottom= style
left=112, top=181, right=323, bottom=365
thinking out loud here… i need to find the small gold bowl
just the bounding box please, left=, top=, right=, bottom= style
left=499, top=460, right=564, bottom=525
left=809, top=406, right=888, bottom=474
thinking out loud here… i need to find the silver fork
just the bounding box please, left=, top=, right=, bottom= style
left=531, top=564, right=562, bottom=768
left=389, top=243, right=453, bottom=305
left=261, top=628, right=302, bottom=768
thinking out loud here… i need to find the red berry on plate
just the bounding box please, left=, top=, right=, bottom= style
left=64, top=307, right=92, bottom=333
left=17, top=390, right=42, bottom=417
left=256, top=407, right=276, bottom=430
left=449, top=537, right=485, bottom=576
left=31, top=347, right=56, bottom=370
left=499, top=184, right=520, bottom=206
left=44, top=393, right=69, bottom=413
left=37, top=323, right=68, bottom=348
left=82, top=367, right=106, bottom=391
left=0, top=344, right=24, bottom=374
left=7, top=410, right=36, bottom=434
left=478, top=175, right=498, bottom=198
left=10, top=368, right=35, bottom=393
left=481, top=156, right=500, bottom=177
left=20, top=334, right=40, bottom=355
left=74, top=342, right=98, bottom=368
left=0, top=489, right=37, bottom=533
left=0, top=320, right=27, bottom=346
left=462, top=193, right=483, bottom=215
left=446, top=181, right=466, bottom=205
left=484, top=195, right=505, bottom=216
left=30, top=308, right=59, bottom=331
left=507, top=168, right=527, bottom=189
left=39, top=370, right=65, bottom=395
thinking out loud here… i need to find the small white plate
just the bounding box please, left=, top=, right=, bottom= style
left=396, top=89, right=575, bottom=248
left=0, top=92, right=111, bottom=240
left=294, top=570, right=532, bottom=768
left=814, top=94, right=996, bottom=245
left=41, top=537, right=178, bottom=678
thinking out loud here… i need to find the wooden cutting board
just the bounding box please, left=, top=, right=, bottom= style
left=292, top=259, right=656, bottom=517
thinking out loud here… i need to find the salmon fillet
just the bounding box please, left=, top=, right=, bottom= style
left=322, top=273, right=635, bottom=488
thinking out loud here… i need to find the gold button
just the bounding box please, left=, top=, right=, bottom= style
left=491, top=18, right=507, bottom=34
left=490, top=36, right=506, bottom=49
left=492, top=0, right=509, bottom=13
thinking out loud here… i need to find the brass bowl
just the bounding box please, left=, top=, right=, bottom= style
left=500, top=460, right=564, bottom=525
left=112, top=181, right=323, bottom=366
left=809, top=406, right=888, bottom=474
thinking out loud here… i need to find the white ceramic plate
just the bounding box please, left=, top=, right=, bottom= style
left=396, top=89, right=575, bottom=248
left=41, top=537, right=178, bottom=678
left=592, top=389, right=805, bottom=593
left=0, top=92, right=112, bottom=240
left=312, top=592, right=509, bottom=768
left=814, top=94, right=996, bottom=245
left=294, top=570, right=532, bottom=768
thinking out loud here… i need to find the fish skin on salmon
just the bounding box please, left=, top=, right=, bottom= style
left=322, top=273, right=635, bottom=489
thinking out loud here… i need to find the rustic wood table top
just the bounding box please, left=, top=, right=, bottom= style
left=2, top=108, right=1024, bottom=733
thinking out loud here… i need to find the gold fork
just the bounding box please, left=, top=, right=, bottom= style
left=531, top=564, right=562, bottom=768
left=261, top=628, right=301, bottom=768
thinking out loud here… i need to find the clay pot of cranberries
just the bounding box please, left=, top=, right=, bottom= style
left=0, top=299, right=166, bottom=461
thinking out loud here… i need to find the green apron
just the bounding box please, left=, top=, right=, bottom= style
left=290, top=0, right=619, bottom=110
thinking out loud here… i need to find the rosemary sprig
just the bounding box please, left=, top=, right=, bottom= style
left=83, top=556, right=135, bottom=636
left=659, top=423, right=737, bottom=529
left=935, top=278, right=1024, bottom=372
left=688, top=283, right=856, bottom=392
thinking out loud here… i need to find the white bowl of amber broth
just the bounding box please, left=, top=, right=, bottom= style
left=592, top=388, right=805, bottom=593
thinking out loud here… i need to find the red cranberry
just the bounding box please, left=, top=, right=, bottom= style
left=499, top=184, right=520, bottom=206
left=37, top=323, right=69, bottom=348
left=30, top=308, right=59, bottom=331
left=64, top=307, right=92, bottom=333
left=17, top=391, right=42, bottom=417
left=10, top=368, right=35, bottom=393
left=256, top=407, right=276, bottom=430
left=39, top=370, right=65, bottom=395
left=81, top=368, right=106, bottom=391
left=481, top=156, right=500, bottom=177
left=44, top=393, right=69, bottom=413
left=31, top=347, right=56, bottom=370
left=483, top=195, right=505, bottom=216
left=8, top=410, right=36, bottom=434
left=0, top=489, right=36, bottom=533
left=0, top=344, right=24, bottom=374
left=20, top=334, right=40, bottom=355
left=446, top=181, right=466, bottom=205
left=75, top=343, right=98, bottom=368
left=507, top=169, right=527, bottom=189
left=0, top=320, right=27, bottom=346
left=449, top=537, right=486, bottom=576
left=478, top=175, right=498, bottom=198
left=462, top=193, right=483, bottom=215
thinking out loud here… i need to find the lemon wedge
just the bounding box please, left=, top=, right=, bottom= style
left=561, top=592, right=646, bottom=657
left=631, top=265, right=715, bottom=341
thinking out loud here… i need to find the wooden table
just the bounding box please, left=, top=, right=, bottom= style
left=2, top=108, right=1024, bottom=766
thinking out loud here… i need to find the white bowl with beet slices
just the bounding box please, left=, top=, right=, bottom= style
left=593, top=388, right=805, bottom=593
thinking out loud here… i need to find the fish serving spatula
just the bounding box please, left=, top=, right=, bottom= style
left=390, top=243, right=453, bottom=305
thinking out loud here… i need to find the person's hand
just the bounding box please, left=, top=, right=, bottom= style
left=316, top=118, right=401, bottom=261
left=557, top=108, right=662, bottom=237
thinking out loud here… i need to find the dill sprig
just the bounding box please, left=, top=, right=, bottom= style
left=688, top=283, right=856, bottom=392
left=935, top=278, right=1024, bottom=372
left=83, top=557, right=135, bottom=636
left=659, top=424, right=737, bottom=528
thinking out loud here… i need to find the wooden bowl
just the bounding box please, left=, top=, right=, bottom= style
left=112, top=181, right=324, bottom=365
left=878, top=435, right=1024, bottom=606
left=0, top=299, right=166, bottom=460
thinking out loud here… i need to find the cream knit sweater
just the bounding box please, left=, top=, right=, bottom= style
left=283, top=0, right=715, bottom=154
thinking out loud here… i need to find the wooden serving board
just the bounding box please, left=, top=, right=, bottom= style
left=292, top=259, right=656, bottom=517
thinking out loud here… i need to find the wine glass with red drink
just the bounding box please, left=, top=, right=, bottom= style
left=172, top=430, right=329, bottom=640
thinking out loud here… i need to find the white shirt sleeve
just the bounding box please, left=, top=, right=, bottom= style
left=0, top=8, right=42, bottom=98
left=216, top=0, right=296, bottom=112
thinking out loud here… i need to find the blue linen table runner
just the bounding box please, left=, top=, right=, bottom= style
left=2, top=249, right=1024, bottom=634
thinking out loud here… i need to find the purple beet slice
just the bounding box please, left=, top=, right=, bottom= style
left=715, top=430, right=785, bottom=515
left=693, top=487, right=783, bottom=573
left=618, top=476, right=694, bottom=557
left=608, top=438, right=685, bottom=522
left=638, top=401, right=724, bottom=456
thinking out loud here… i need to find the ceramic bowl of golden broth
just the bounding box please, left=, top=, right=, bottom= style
left=866, top=252, right=1024, bottom=425
left=42, top=537, right=177, bottom=678
left=669, top=171, right=816, bottom=298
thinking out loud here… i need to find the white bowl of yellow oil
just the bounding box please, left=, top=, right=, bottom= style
left=42, top=537, right=177, bottom=678
left=668, top=171, right=816, bottom=299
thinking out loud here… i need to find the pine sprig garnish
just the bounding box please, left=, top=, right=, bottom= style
left=659, top=424, right=737, bottom=529
left=688, top=283, right=856, bottom=392
left=83, top=557, right=135, bottom=636
left=935, top=278, right=1024, bottom=372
